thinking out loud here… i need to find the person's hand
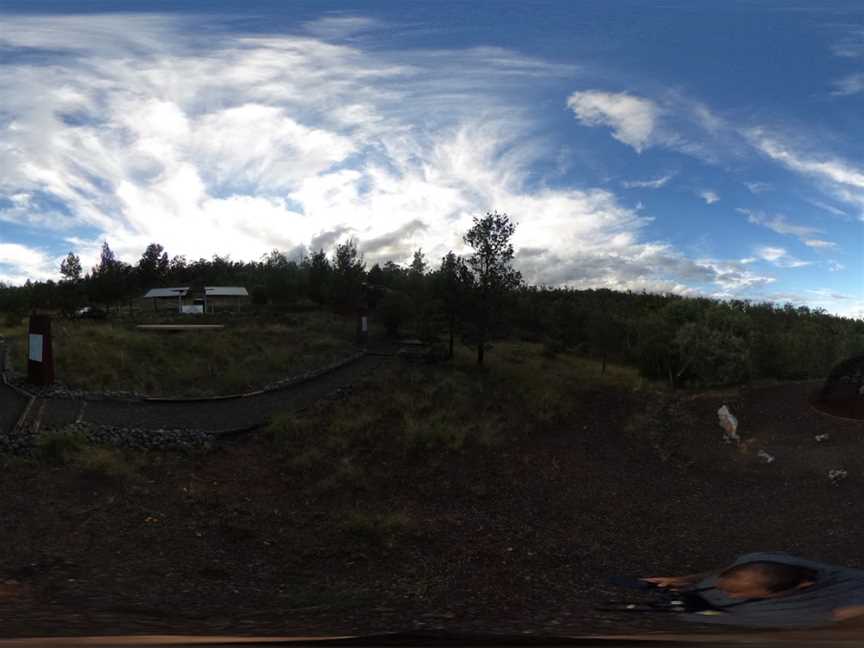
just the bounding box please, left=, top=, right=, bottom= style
left=641, top=576, right=695, bottom=590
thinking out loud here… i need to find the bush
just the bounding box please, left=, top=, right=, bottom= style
left=3, top=311, right=23, bottom=328
left=37, top=429, right=88, bottom=464
left=402, top=412, right=466, bottom=452
left=74, top=446, right=135, bottom=482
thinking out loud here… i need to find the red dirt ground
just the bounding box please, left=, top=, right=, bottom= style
left=1, top=377, right=863, bottom=640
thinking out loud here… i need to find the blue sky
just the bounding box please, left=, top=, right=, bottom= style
left=0, top=1, right=862, bottom=316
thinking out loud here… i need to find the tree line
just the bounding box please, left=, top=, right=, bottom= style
left=1, top=211, right=862, bottom=383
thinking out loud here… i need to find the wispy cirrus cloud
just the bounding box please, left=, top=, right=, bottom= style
left=565, top=87, right=750, bottom=165
left=738, top=208, right=836, bottom=250
left=745, top=181, right=771, bottom=194
left=302, top=15, right=381, bottom=39
left=832, top=29, right=864, bottom=58
left=0, top=11, right=765, bottom=299
left=831, top=73, right=864, bottom=96
left=621, top=173, right=674, bottom=189
left=756, top=246, right=810, bottom=268
left=806, top=198, right=848, bottom=217
left=747, top=129, right=864, bottom=218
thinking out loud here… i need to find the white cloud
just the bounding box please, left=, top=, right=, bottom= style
left=566, top=91, right=660, bottom=152
left=303, top=16, right=380, bottom=39
left=0, top=13, right=786, bottom=299
left=828, top=261, right=845, bottom=272
left=745, top=181, right=771, bottom=194
left=803, top=239, right=837, bottom=249
left=700, top=190, right=719, bottom=204
left=0, top=242, right=56, bottom=283
left=791, top=289, right=864, bottom=319
left=806, top=198, right=848, bottom=217
left=738, top=208, right=834, bottom=249
left=622, top=174, right=674, bottom=189
left=756, top=246, right=810, bottom=268
left=832, top=73, right=864, bottom=96
left=748, top=129, right=864, bottom=218
left=748, top=130, right=864, bottom=188
left=832, top=29, right=864, bottom=59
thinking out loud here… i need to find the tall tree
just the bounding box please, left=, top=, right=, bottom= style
left=408, top=248, right=431, bottom=338
left=435, top=251, right=469, bottom=359
left=89, top=241, right=127, bottom=312
left=331, top=238, right=366, bottom=309
left=138, top=243, right=169, bottom=295
left=305, top=249, right=332, bottom=304
left=59, top=252, right=82, bottom=283
left=59, top=251, right=83, bottom=317
left=463, top=211, right=522, bottom=365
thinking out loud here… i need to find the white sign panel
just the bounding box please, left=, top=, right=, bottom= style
left=361, top=316, right=368, bottom=332
left=28, top=334, right=43, bottom=362
left=181, top=305, right=204, bottom=314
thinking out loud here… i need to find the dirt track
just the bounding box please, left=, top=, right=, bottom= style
left=4, top=353, right=389, bottom=436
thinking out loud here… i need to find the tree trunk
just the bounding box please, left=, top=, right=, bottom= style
left=477, top=291, right=488, bottom=366
left=448, top=314, right=454, bottom=359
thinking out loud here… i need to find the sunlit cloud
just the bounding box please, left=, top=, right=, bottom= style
left=0, top=242, right=57, bottom=284
left=566, top=91, right=660, bottom=153
left=0, top=12, right=761, bottom=298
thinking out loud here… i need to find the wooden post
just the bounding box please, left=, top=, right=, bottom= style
left=27, top=314, right=54, bottom=386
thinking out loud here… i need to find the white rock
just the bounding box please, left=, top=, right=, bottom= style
left=828, top=469, right=848, bottom=484
left=757, top=449, right=775, bottom=464
left=717, top=405, right=741, bottom=445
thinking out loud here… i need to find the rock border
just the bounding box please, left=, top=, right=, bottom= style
left=0, top=337, right=36, bottom=438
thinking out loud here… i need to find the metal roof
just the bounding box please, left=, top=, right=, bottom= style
left=143, top=287, right=190, bottom=298
left=205, top=286, right=249, bottom=297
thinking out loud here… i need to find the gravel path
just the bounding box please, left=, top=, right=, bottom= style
left=0, top=339, right=29, bottom=437
left=0, top=382, right=27, bottom=437
left=76, top=353, right=388, bottom=432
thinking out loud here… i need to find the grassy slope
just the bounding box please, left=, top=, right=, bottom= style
left=5, top=312, right=355, bottom=396
left=5, top=337, right=857, bottom=637
left=0, top=342, right=663, bottom=636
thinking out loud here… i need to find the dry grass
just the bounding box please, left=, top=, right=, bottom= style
left=73, top=446, right=137, bottom=483
left=339, top=510, right=415, bottom=546
left=267, top=338, right=647, bottom=502
left=8, top=312, right=354, bottom=396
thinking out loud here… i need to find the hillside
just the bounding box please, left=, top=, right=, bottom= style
left=1, top=342, right=863, bottom=638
